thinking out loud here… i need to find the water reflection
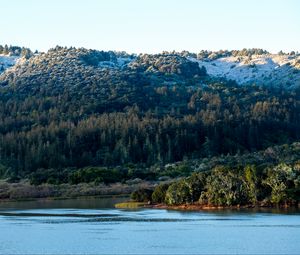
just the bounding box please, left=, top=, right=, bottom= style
left=0, top=198, right=299, bottom=254
left=0, top=195, right=128, bottom=210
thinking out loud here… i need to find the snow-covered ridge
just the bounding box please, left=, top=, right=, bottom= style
left=189, top=54, right=300, bottom=88
left=1, top=49, right=299, bottom=89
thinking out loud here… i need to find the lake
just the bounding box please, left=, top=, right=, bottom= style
left=0, top=197, right=299, bottom=254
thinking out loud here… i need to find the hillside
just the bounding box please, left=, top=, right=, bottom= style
left=0, top=46, right=299, bottom=182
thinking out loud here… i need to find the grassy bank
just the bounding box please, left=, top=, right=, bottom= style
left=115, top=202, right=147, bottom=209
left=0, top=180, right=156, bottom=202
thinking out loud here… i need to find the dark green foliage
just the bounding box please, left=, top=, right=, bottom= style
left=263, top=163, right=300, bottom=204
left=29, top=168, right=70, bottom=185
left=164, top=173, right=206, bottom=205
left=0, top=164, right=9, bottom=179
left=152, top=183, right=170, bottom=203
left=29, top=166, right=126, bottom=185
left=243, top=165, right=257, bottom=204
left=130, top=53, right=207, bottom=78
left=80, top=50, right=114, bottom=66
left=165, top=180, right=192, bottom=205
left=187, top=172, right=207, bottom=203
left=0, top=80, right=300, bottom=179
left=69, top=167, right=124, bottom=184
left=200, top=166, right=249, bottom=206
left=159, top=164, right=192, bottom=178
left=161, top=161, right=300, bottom=207
left=130, top=188, right=153, bottom=202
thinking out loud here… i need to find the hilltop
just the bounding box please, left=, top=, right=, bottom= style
left=1, top=46, right=299, bottom=90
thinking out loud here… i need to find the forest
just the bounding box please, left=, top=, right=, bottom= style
left=0, top=46, right=300, bottom=206
left=1, top=79, right=299, bottom=180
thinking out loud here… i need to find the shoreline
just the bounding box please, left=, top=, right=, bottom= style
left=1, top=195, right=300, bottom=212
left=1, top=180, right=299, bottom=211
left=149, top=202, right=300, bottom=211
left=0, top=193, right=130, bottom=203
left=114, top=199, right=300, bottom=211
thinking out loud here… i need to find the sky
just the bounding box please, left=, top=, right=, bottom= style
left=1, top=0, right=299, bottom=53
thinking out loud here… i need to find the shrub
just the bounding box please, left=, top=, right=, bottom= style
left=0, top=164, right=9, bottom=179
left=68, top=167, right=124, bottom=184
left=152, top=183, right=170, bottom=203
left=165, top=180, right=192, bottom=205
left=200, top=166, right=245, bottom=206
left=130, top=188, right=153, bottom=202
left=186, top=172, right=207, bottom=203
left=262, top=163, right=298, bottom=204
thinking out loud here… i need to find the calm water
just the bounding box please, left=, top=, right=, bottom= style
left=0, top=197, right=300, bottom=254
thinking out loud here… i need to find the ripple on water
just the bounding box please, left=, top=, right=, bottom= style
left=0, top=206, right=300, bottom=254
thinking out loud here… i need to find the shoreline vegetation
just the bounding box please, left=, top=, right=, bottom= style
left=116, top=160, right=300, bottom=210
left=115, top=201, right=300, bottom=210
left=1, top=143, right=300, bottom=208
left=1, top=148, right=300, bottom=210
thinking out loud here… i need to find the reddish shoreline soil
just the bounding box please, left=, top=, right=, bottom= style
left=148, top=203, right=300, bottom=211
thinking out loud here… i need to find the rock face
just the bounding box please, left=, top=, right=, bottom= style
left=0, top=46, right=299, bottom=89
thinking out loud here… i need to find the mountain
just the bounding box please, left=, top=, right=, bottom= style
left=0, top=46, right=299, bottom=181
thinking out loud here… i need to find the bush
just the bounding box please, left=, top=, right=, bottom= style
left=152, top=183, right=170, bottom=203
left=262, top=163, right=299, bottom=204
left=199, top=166, right=245, bottom=206
left=0, top=164, right=9, bottom=179
left=160, top=164, right=192, bottom=178
left=130, top=188, right=153, bottom=202
left=68, top=167, right=124, bottom=184
left=165, top=180, right=192, bottom=205
left=186, top=172, right=207, bottom=203
left=30, top=168, right=70, bottom=185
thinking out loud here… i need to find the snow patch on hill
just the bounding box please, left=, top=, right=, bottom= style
left=0, top=55, right=21, bottom=73
left=189, top=54, right=300, bottom=89
left=97, top=56, right=135, bottom=68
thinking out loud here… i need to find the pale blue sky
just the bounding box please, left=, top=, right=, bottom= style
left=1, top=0, right=299, bottom=53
